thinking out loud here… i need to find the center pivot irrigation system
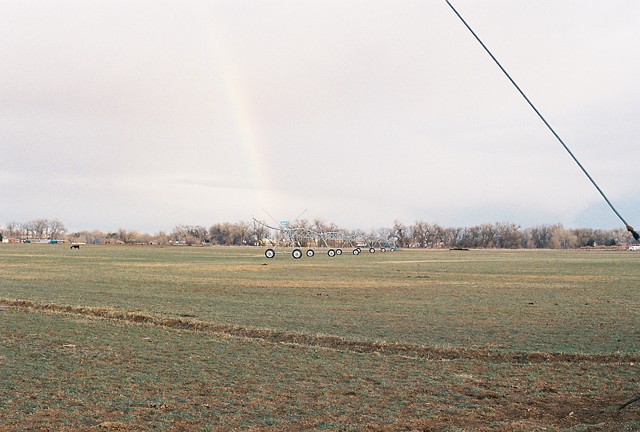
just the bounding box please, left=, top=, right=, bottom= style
left=252, top=217, right=397, bottom=259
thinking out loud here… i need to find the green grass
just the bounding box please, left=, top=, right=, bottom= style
left=2, top=308, right=639, bottom=431
left=2, top=245, right=639, bottom=354
left=1, top=244, right=640, bottom=430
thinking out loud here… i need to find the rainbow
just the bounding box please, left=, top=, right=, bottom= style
left=210, top=39, right=270, bottom=204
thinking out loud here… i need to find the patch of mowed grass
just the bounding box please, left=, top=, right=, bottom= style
left=1, top=244, right=640, bottom=354
left=1, top=309, right=639, bottom=430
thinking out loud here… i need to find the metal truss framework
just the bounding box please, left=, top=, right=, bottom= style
left=252, top=218, right=397, bottom=259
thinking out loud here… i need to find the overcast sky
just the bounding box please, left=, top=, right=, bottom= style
left=2, top=0, right=639, bottom=234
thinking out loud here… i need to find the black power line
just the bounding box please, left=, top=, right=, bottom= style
left=445, top=0, right=639, bottom=242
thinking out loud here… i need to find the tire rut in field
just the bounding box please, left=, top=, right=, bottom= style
left=3, top=298, right=638, bottom=365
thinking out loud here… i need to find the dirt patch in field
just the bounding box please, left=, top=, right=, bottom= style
left=3, top=298, right=639, bottom=365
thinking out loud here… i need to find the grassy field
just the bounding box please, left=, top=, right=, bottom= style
left=1, top=244, right=639, bottom=430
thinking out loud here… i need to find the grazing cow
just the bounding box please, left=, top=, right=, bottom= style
left=70, top=244, right=80, bottom=249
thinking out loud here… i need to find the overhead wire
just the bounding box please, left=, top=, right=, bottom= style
left=445, top=0, right=640, bottom=411
left=444, top=0, right=639, bottom=242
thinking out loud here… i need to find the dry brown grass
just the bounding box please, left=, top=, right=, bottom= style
left=3, top=298, right=639, bottom=366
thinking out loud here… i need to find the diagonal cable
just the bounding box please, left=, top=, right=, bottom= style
left=445, top=0, right=638, bottom=241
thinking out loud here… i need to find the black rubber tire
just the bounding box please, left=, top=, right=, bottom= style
left=328, top=249, right=336, bottom=257
left=306, top=249, right=315, bottom=257
left=292, top=249, right=303, bottom=259
left=265, top=249, right=276, bottom=259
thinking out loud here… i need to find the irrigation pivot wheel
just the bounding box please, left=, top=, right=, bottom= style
left=327, top=249, right=336, bottom=257
left=336, top=249, right=342, bottom=255
left=265, top=249, right=276, bottom=259
left=306, top=249, right=315, bottom=257
left=292, top=248, right=303, bottom=259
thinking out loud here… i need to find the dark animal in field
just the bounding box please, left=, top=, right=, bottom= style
left=70, top=245, right=80, bottom=249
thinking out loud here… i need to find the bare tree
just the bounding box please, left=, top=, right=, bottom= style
left=5, top=221, right=20, bottom=239
left=234, top=221, right=251, bottom=245
left=33, top=219, right=49, bottom=239
left=392, top=220, right=410, bottom=248
left=152, top=231, right=170, bottom=245
left=48, top=219, right=66, bottom=239
left=410, top=221, right=428, bottom=247
left=495, top=222, right=522, bottom=249
left=550, top=225, right=577, bottom=249
left=527, top=225, right=555, bottom=249
left=172, top=225, right=208, bottom=245
left=117, top=228, right=134, bottom=244
left=444, top=226, right=466, bottom=248
left=573, top=228, right=596, bottom=247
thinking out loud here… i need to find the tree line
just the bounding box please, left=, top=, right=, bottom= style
left=2, top=219, right=67, bottom=242
left=390, top=221, right=631, bottom=249
left=0, top=218, right=634, bottom=249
